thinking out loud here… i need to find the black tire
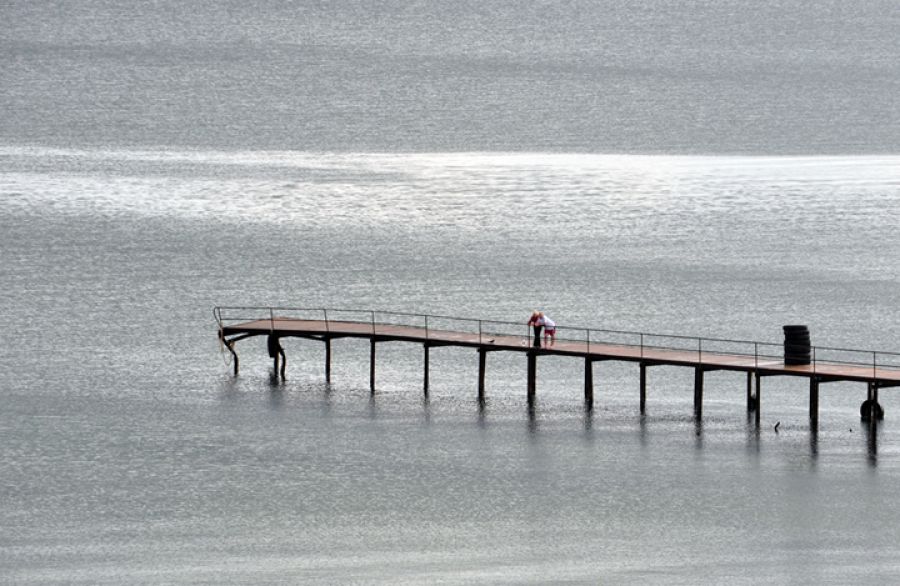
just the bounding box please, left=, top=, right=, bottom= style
left=785, top=344, right=810, bottom=352
left=860, top=399, right=885, bottom=420
left=786, top=333, right=811, bottom=341
left=783, top=325, right=809, bottom=334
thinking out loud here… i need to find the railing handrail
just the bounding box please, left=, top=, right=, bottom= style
left=213, top=305, right=900, bottom=369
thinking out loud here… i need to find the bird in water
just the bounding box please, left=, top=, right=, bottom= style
left=774, top=421, right=780, bottom=433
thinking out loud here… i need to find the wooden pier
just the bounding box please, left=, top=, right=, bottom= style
left=215, top=307, right=900, bottom=427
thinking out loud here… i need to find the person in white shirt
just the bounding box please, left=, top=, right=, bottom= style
left=537, top=312, right=556, bottom=346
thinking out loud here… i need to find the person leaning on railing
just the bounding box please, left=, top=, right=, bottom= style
left=528, top=311, right=543, bottom=348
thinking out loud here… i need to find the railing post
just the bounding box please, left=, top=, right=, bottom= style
left=698, top=338, right=702, bottom=364
left=754, top=342, right=758, bottom=369
left=323, top=309, right=329, bottom=333
left=587, top=329, right=591, bottom=354
left=269, top=307, right=274, bottom=332
left=371, top=311, right=376, bottom=335
left=479, top=320, right=483, bottom=345
left=874, top=351, right=877, bottom=379
left=640, top=333, right=644, bottom=358
left=425, top=315, right=429, bottom=340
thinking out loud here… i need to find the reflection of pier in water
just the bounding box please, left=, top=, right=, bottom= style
left=215, top=307, right=900, bottom=431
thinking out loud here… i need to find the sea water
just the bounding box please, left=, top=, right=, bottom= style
left=3, top=1, right=900, bottom=584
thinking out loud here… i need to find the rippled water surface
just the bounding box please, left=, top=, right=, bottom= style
left=4, top=0, right=900, bottom=582
left=3, top=147, right=900, bottom=584
left=3, top=0, right=900, bottom=153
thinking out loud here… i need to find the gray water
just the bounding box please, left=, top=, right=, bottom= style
left=3, top=2, right=900, bottom=584
left=3, top=0, right=900, bottom=154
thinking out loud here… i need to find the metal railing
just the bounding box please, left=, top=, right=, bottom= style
left=213, top=306, right=900, bottom=377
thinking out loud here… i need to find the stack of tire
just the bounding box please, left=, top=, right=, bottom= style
left=783, top=325, right=811, bottom=365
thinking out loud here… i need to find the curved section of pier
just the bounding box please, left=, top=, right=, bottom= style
left=214, top=306, right=900, bottom=427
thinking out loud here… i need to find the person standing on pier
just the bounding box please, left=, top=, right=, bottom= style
left=538, top=311, right=556, bottom=346
left=528, top=311, right=543, bottom=348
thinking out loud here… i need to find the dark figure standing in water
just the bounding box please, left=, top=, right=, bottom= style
left=528, top=311, right=543, bottom=348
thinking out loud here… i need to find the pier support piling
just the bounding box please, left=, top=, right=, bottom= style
left=226, top=340, right=239, bottom=376
left=809, top=377, right=819, bottom=427
left=267, top=334, right=285, bottom=379
left=369, top=339, right=376, bottom=394
left=862, top=382, right=884, bottom=421
left=478, top=349, right=487, bottom=401
left=746, top=372, right=754, bottom=412
left=639, top=363, right=647, bottom=414
left=527, top=351, right=537, bottom=405
left=755, top=373, right=762, bottom=427
left=874, top=384, right=880, bottom=419
left=325, top=338, right=332, bottom=383
left=584, top=358, right=594, bottom=411
left=423, top=344, right=430, bottom=396
left=694, top=367, right=704, bottom=418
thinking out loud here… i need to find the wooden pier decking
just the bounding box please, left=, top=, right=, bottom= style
left=215, top=307, right=900, bottom=427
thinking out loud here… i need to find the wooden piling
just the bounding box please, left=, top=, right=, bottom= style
left=809, top=377, right=819, bottom=426
left=226, top=340, right=239, bottom=376
left=584, top=358, right=594, bottom=411
left=639, top=363, right=647, bottom=414
left=266, top=334, right=286, bottom=379
left=369, top=339, right=376, bottom=393
left=694, top=367, right=704, bottom=418
left=325, top=338, right=332, bottom=383
left=755, top=372, right=762, bottom=427
left=478, top=348, right=487, bottom=401
left=746, top=372, right=754, bottom=412
left=423, top=344, right=430, bottom=395
left=527, top=351, right=536, bottom=404
left=867, top=382, right=881, bottom=422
